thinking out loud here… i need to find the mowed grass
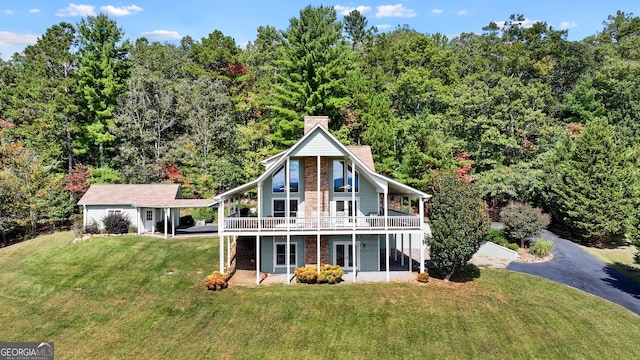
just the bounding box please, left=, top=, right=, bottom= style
left=581, top=244, right=640, bottom=285
left=1, top=233, right=639, bottom=359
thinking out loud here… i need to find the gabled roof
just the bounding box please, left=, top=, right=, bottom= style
left=347, top=145, right=375, bottom=171
left=78, top=184, right=215, bottom=208
left=216, top=123, right=430, bottom=200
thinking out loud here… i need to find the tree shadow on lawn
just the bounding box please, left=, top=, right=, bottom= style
left=601, top=264, right=640, bottom=300
left=428, top=263, right=481, bottom=283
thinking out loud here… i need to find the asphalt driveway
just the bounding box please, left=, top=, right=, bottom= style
left=506, top=229, right=640, bottom=315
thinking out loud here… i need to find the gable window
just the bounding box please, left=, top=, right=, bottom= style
left=333, top=160, right=358, bottom=192
left=273, top=199, right=298, bottom=218
left=272, top=160, right=299, bottom=193
left=275, top=242, right=297, bottom=267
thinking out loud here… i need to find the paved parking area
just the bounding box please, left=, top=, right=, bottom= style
left=507, top=230, right=640, bottom=315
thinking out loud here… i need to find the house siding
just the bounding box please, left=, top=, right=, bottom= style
left=85, top=205, right=137, bottom=230
left=290, top=130, right=344, bottom=157
left=328, top=235, right=379, bottom=271
left=260, top=236, right=306, bottom=273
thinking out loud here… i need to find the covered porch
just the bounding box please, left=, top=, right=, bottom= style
left=134, top=199, right=217, bottom=239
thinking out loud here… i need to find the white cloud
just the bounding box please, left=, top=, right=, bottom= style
left=140, top=30, right=180, bottom=40
left=432, top=9, right=443, bottom=15
left=376, top=24, right=392, bottom=30
left=56, top=3, right=96, bottom=17
left=376, top=4, right=416, bottom=18
left=334, top=5, right=372, bottom=16
left=29, top=9, right=40, bottom=14
left=494, top=18, right=539, bottom=29
left=457, top=10, right=468, bottom=16
left=3, top=9, right=14, bottom=15
left=0, top=31, right=38, bottom=47
left=560, top=21, right=577, bottom=30
left=100, top=4, right=143, bottom=16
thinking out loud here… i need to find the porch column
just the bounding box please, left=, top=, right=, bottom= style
left=385, top=233, right=390, bottom=282
left=135, top=207, right=141, bottom=235
left=171, top=209, right=175, bottom=238
left=352, top=233, right=356, bottom=283
left=408, top=235, right=412, bottom=272
left=316, top=234, right=321, bottom=273
left=286, top=157, right=290, bottom=226
left=419, top=196, right=426, bottom=274
left=384, top=190, right=389, bottom=282
left=83, top=205, right=87, bottom=228
left=401, top=233, right=404, bottom=266
left=256, top=236, right=261, bottom=285
left=317, top=155, right=321, bottom=230
left=351, top=158, right=356, bottom=230
left=257, top=183, right=262, bottom=231
left=164, top=208, right=168, bottom=240
left=219, top=198, right=224, bottom=272
left=286, top=234, right=291, bottom=285
left=227, top=236, right=231, bottom=266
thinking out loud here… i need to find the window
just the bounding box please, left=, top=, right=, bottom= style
left=273, top=199, right=298, bottom=217
left=272, top=160, right=299, bottom=193
left=335, top=200, right=358, bottom=217
left=107, top=209, right=122, bottom=216
left=275, top=242, right=297, bottom=266
left=145, top=210, right=153, bottom=221
left=333, top=160, right=358, bottom=192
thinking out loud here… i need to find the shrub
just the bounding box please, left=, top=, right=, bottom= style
left=417, top=271, right=429, bottom=283
left=500, top=202, right=550, bottom=248
left=179, top=215, right=195, bottom=227
left=204, top=271, right=228, bottom=291
left=506, top=243, right=519, bottom=251
left=193, top=207, right=215, bottom=223
left=102, top=212, right=130, bottom=234
left=294, top=264, right=343, bottom=284
left=84, top=221, right=99, bottom=235
left=155, top=221, right=172, bottom=233
left=486, top=228, right=509, bottom=247
left=529, top=239, right=553, bottom=258
left=427, top=170, right=491, bottom=281
left=633, top=251, right=640, bottom=265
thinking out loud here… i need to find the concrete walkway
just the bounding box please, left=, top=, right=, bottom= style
left=507, top=229, right=640, bottom=315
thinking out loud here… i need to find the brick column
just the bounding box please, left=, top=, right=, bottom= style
left=305, top=236, right=330, bottom=265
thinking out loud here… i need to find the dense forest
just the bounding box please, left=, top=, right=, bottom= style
left=0, top=5, right=639, bottom=250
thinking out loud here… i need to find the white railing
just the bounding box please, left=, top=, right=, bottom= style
left=223, top=215, right=422, bottom=232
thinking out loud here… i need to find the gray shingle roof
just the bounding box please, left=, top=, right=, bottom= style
left=77, top=184, right=216, bottom=208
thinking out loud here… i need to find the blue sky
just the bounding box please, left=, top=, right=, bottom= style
left=2, top=1, right=640, bottom=60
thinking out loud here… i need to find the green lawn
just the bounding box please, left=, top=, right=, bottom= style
left=1, top=233, right=639, bottom=359
left=581, top=244, right=640, bottom=286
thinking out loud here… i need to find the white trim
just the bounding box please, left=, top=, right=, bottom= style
left=333, top=240, right=360, bottom=271
left=331, top=196, right=360, bottom=217
left=272, top=197, right=300, bottom=218
left=274, top=240, right=298, bottom=270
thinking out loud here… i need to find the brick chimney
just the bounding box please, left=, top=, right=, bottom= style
left=304, top=116, right=329, bottom=134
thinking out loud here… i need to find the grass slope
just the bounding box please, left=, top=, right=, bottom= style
left=1, top=233, right=639, bottom=359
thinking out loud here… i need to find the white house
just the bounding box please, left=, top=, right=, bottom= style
left=77, top=184, right=215, bottom=239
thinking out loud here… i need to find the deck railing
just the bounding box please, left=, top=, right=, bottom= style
left=223, top=215, right=422, bottom=232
